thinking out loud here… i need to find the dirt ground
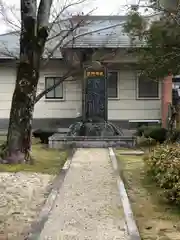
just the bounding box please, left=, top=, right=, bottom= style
left=0, top=141, right=67, bottom=239
left=0, top=172, right=53, bottom=240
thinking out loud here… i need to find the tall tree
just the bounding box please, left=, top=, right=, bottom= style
left=124, top=5, right=180, bottom=77
left=0, top=0, right=91, bottom=163
left=124, top=1, right=180, bottom=129
left=3, top=0, right=53, bottom=163
left=0, top=1, right=123, bottom=163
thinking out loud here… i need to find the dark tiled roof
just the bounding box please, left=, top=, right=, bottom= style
left=0, top=31, right=19, bottom=58
left=0, top=15, right=142, bottom=59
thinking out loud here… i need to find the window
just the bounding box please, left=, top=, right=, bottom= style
left=137, top=75, right=159, bottom=99
left=45, top=77, right=63, bottom=99
left=107, top=71, right=118, bottom=98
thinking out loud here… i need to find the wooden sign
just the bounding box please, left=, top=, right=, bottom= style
left=86, top=71, right=105, bottom=77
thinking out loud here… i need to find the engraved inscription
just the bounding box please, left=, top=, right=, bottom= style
left=85, top=76, right=105, bottom=119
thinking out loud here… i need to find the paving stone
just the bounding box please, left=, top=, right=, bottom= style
left=39, top=148, right=129, bottom=240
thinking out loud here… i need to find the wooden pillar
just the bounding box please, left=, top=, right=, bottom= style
left=161, top=74, right=172, bottom=128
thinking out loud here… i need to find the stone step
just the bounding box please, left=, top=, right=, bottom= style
left=49, top=140, right=134, bottom=149
left=49, top=134, right=135, bottom=141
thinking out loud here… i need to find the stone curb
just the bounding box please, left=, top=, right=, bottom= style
left=115, top=151, right=144, bottom=156
left=108, top=147, right=141, bottom=240
left=24, top=148, right=76, bottom=240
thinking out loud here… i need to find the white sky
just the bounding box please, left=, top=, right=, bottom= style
left=0, top=0, right=136, bottom=34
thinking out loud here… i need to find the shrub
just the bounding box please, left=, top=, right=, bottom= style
left=136, top=136, right=156, bottom=147
left=135, top=125, right=148, bottom=137
left=144, top=127, right=167, bottom=143
left=135, top=125, right=167, bottom=143
left=144, top=144, right=180, bottom=205
left=169, top=129, right=180, bottom=143
left=33, top=129, right=55, bottom=144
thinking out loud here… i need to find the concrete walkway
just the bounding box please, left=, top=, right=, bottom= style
left=39, top=148, right=129, bottom=240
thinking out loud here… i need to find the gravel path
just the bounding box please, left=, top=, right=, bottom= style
left=0, top=172, right=54, bottom=240
left=39, top=148, right=129, bottom=240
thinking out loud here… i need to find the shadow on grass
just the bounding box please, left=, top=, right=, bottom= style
left=116, top=153, right=180, bottom=240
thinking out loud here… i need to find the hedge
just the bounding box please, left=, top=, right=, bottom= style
left=144, top=144, right=180, bottom=205
left=169, top=129, right=180, bottom=143
left=135, top=125, right=148, bottom=137
left=33, top=129, right=55, bottom=144
left=135, top=125, right=167, bottom=143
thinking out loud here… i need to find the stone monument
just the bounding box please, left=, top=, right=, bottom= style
left=83, top=61, right=107, bottom=122
left=68, top=61, right=121, bottom=137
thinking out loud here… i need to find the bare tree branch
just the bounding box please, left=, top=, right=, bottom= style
left=0, top=0, right=20, bottom=30
left=37, top=18, right=124, bottom=102
left=35, top=68, right=78, bottom=102
left=43, top=20, right=125, bottom=65
left=49, top=0, right=87, bottom=31
left=0, top=42, right=18, bottom=59
left=0, top=0, right=128, bottom=104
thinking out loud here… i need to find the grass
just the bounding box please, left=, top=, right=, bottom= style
left=116, top=151, right=180, bottom=240
left=0, top=136, right=68, bottom=175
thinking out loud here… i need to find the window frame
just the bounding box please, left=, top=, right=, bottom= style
left=107, top=70, right=119, bottom=100
left=45, top=76, right=64, bottom=100
left=136, top=72, right=160, bottom=100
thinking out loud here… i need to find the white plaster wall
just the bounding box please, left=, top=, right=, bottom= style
left=0, top=63, right=161, bottom=121
left=108, top=70, right=161, bottom=120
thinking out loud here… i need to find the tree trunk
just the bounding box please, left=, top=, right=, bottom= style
left=2, top=0, right=53, bottom=164
left=175, top=104, right=180, bottom=129
left=2, top=0, right=40, bottom=164
left=5, top=64, right=39, bottom=164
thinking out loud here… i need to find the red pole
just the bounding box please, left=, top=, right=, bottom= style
left=161, top=74, right=172, bottom=128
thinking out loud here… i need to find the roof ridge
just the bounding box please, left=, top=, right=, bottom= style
left=0, top=30, right=19, bottom=37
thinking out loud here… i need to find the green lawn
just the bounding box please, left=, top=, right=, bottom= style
left=0, top=136, right=68, bottom=174
left=116, top=151, right=180, bottom=240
